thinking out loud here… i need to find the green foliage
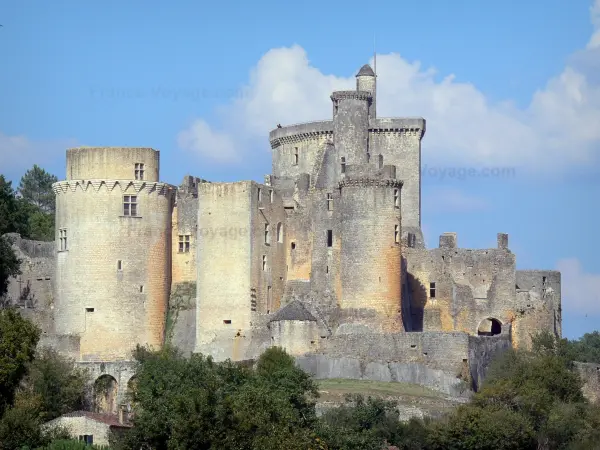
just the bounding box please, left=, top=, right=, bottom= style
left=427, top=404, right=536, bottom=450
left=0, top=234, right=21, bottom=298
left=37, top=438, right=111, bottom=449
left=20, top=347, right=90, bottom=421
left=565, top=331, right=600, bottom=364
left=0, top=393, right=47, bottom=449
left=18, top=165, right=58, bottom=215
left=0, top=175, right=29, bottom=236
left=115, top=346, right=321, bottom=450
left=0, top=308, right=40, bottom=416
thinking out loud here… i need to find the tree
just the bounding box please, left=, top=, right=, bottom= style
left=18, top=165, right=58, bottom=214
left=115, top=346, right=321, bottom=450
left=0, top=234, right=20, bottom=299
left=19, top=347, right=90, bottom=421
left=0, top=308, right=40, bottom=417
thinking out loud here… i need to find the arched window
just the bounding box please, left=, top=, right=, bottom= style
left=277, top=223, right=283, bottom=243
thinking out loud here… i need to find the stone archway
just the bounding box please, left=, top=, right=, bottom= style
left=477, top=317, right=502, bottom=336
left=94, top=374, right=118, bottom=415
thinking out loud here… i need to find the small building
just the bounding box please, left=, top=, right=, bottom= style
left=44, top=410, right=131, bottom=446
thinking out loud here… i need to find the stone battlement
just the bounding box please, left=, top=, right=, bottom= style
left=52, top=180, right=175, bottom=196
left=269, top=120, right=333, bottom=148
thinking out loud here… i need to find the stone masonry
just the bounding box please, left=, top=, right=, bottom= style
left=2, top=62, right=563, bottom=406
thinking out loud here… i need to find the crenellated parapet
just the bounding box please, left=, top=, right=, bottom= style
left=369, top=118, right=426, bottom=140
left=339, top=178, right=403, bottom=189
left=52, top=180, right=175, bottom=197
left=330, top=90, right=372, bottom=102
left=269, top=120, right=333, bottom=149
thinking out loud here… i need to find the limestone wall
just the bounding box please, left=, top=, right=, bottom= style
left=512, top=270, right=562, bottom=349
left=66, top=147, right=160, bottom=182
left=269, top=121, right=333, bottom=179
left=368, top=118, right=425, bottom=230
left=405, top=233, right=516, bottom=337
left=339, top=176, right=403, bottom=332
left=270, top=319, right=319, bottom=356
left=575, top=362, right=600, bottom=404
left=468, top=333, right=512, bottom=391
left=53, top=179, right=174, bottom=361
left=3, top=234, right=55, bottom=314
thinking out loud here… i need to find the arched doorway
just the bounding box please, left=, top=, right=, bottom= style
left=94, top=374, right=118, bottom=415
left=477, top=318, right=502, bottom=336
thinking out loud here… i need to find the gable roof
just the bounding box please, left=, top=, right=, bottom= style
left=270, top=300, right=317, bottom=322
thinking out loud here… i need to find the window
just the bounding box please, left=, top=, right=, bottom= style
left=367, top=152, right=370, bottom=163
left=117, top=260, right=122, bottom=270
left=59, top=228, right=67, bottom=251
left=178, top=235, right=190, bottom=253
left=79, top=435, right=94, bottom=444
left=327, top=193, right=333, bottom=211
left=258, top=188, right=262, bottom=203
left=270, top=190, right=274, bottom=203
left=429, top=282, right=436, bottom=298
left=293, top=147, right=298, bottom=166
left=223, top=319, right=231, bottom=324
left=277, top=223, right=283, bottom=243
left=123, top=195, right=138, bottom=216
left=85, top=307, right=94, bottom=313
left=394, top=189, right=400, bottom=208
left=264, top=224, right=270, bottom=244
left=341, top=157, right=346, bottom=174
left=134, top=163, right=145, bottom=180
left=394, top=225, right=400, bottom=244
left=291, top=242, right=296, bottom=250
left=327, top=230, right=333, bottom=247
left=140, top=285, right=144, bottom=293
left=262, top=255, right=267, bottom=271
left=378, top=154, right=384, bottom=169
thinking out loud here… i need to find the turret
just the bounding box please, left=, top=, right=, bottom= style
left=331, top=90, right=370, bottom=167
left=356, top=64, right=376, bottom=118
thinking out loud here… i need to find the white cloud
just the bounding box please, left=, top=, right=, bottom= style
left=177, top=119, right=238, bottom=164
left=177, top=2, right=600, bottom=176
left=424, top=187, right=488, bottom=213
left=557, top=258, right=600, bottom=315
left=0, top=132, right=77, bottom=182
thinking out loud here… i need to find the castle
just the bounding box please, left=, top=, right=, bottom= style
left=5, top=62, right=562, bottom=411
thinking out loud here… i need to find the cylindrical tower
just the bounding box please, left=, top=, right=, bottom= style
left=53, top=147, right=174, bottom=361
left=331, top=90, right=370, bottom=166
left=356, top=64, right=376, bottom=118
left=339, top=173, right=404, bottom=332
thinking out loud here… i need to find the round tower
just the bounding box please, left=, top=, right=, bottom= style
left=356, top=64, right=376, bottom=118
left=331, top=90, right=370, bottom=166
left=53, top=147, right=175, bottom=361
left=339, top=173, right=404, bottom=332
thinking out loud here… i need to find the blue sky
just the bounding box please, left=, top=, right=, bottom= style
left=1, top=0, right=598, bottom=339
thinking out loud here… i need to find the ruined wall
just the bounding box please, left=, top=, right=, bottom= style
left=368, top=118, right=425, bottom=231
left=54, top=148, right=174, bottom=362
left=3, top=234, right=55, bottom=320
left=468, top=332, right=512, bottom=391
left=512, top=270, right=562, bottom=349
left=575, top=362, right=600, bottom=404
left=405, top=233, right=516, bottom=337
left=66, top=147, right=160, bottom=182
left=250, top=182, right=286, bottom=315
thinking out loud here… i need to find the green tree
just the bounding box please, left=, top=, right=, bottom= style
left=0, top=234, right=20, bottom=299
left=19, top=347, right=90, bottom=421
left=18, top=165, right=58, bottom=214
left=0, top=175, right=29, bottom=236
left=115, top=346, right=320, bottom=450
left=0, top=308, right=40, bottom=416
